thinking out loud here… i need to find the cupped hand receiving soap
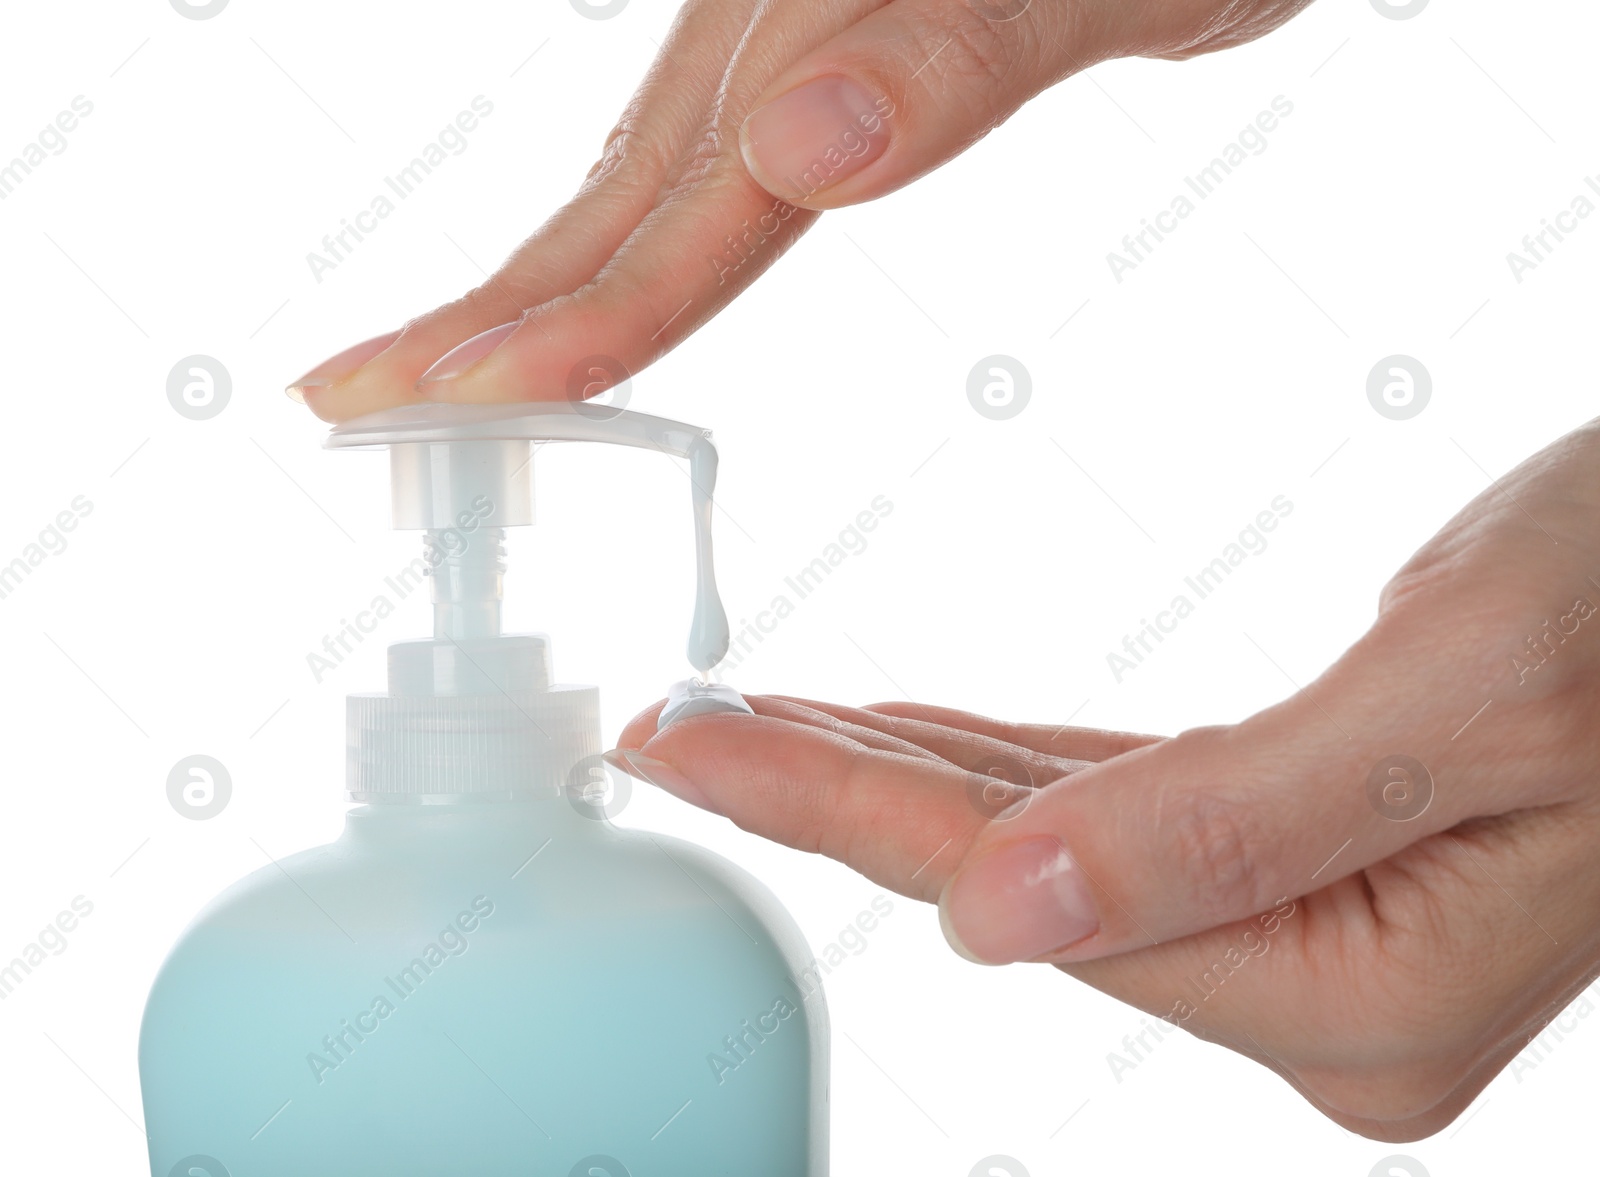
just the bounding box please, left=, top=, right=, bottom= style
left=608, top=418, right=1600, bottom=1142
left=286, top=0, right=1313, bottom=422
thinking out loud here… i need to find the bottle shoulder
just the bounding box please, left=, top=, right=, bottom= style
left=155, top=822, right=811, bottom=962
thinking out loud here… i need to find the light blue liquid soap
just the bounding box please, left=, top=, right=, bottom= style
left=138, top=404, right=828, bottom=1176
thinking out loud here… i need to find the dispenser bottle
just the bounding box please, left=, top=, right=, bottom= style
left=138, top=404, right=828, bottom=1176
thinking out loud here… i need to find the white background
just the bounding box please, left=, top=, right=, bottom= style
left=0, top=0, right=1595, bottom=1173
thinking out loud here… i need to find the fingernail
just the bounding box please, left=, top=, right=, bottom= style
left=602, top=749, right=713, bottom=812
left=417, top=321, right=518, bottom=391
left=285, top=330, right=402, bottom=401
left=939, top=837, right=1100, bottom=964
left=740, top=76, right=891, bottom=202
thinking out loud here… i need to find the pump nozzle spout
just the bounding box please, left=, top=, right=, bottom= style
left=327, top=402, right=732, bottom=675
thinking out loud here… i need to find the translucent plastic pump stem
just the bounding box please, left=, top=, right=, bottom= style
left=430, top=525, right=507, bottom=641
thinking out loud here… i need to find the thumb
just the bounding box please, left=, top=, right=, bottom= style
left=738, top=0, right=1108, bottom=210
left=936, top=634, right=1518, bottom=965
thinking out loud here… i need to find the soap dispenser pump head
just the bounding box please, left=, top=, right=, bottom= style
left=325, top=402, right=733, bottom=801
left=329, top=402, right=731, bottom=669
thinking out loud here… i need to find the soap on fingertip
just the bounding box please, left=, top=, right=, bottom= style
left=658, top=678, right=754, bottom=730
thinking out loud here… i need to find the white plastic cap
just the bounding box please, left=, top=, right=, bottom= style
left=388, top=437, right=533, bottom=530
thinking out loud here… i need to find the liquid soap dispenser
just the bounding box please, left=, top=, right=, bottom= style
left=138, top=404, right=828, bottom=1176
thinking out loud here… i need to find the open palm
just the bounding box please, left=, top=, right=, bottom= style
left=611, top=417, right=1600, bottom=1141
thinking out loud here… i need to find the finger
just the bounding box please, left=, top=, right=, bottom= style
left=615, top=698, right=667, bottom=750
left=410, top=1, right=905, bottom=407
left=288, top=0, right=759, bottom=423
left=860, top=700, right=1163, bottom=761
left=615, top=693, right=942, bottom=762
left=408, top=144, right=818, bottom=408
left=736, top=0, right=1320, bottom=210
left=614, top=711, right=989, bottom=901
left=622, top=691, right=1083, bottom=784
left=284, top=330, right=403, bottom=406
left=937, top=607, right=1577, bottom=966
left=735, top=0, right=1105, bottom=210
left=747, top=696, right=948, bottom=760
left=762, top=695, right=1093, bottom=781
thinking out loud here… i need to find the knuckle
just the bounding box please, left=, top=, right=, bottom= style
left=826, top=745, right=886, bottom=864
left=591, top=105, right=749, bottom=215
left=925, top=7, right=1022, bottom=103
left=1137, top=0, right=1314, bottom=60
left=446, top=282, right=527, bottom=325
left=656, top=120, right=725, bottom=200
left=749, top=745, right=866, bottom=862
left=392, top=285, right=520, bottom=345
left=1161, top=787, right=1271, bottom=921
left=583, top=108, right=674, bottom=194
